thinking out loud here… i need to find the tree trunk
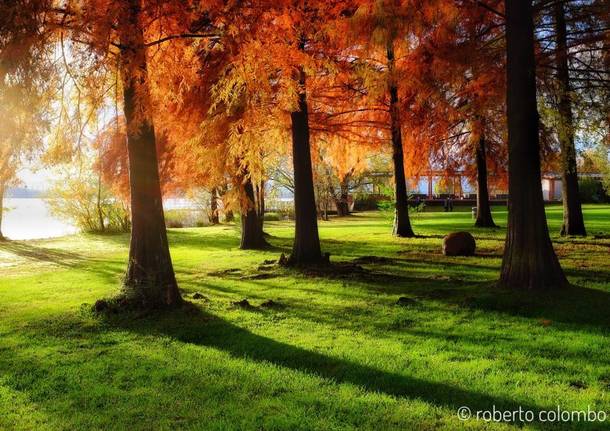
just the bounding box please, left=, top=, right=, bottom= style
left=256, top=180, right=265, bottom=233
left=289, top=66, right=323, bottom=264
left=117, top=0, right=181, bottom=308
left=210, top=187, right=220, bottom=225
left=219, top=184, right=234, bottom=222
left=240, top=176, right=268, bottom=250
left=474, top=133, right=497, bottom=228
left=96, top=169, right=106, bottom=233
left=554, top=2, right=587, bottom=236
left=387, top=40, right=415, bottom=238
left=499, top=0, right=568, bottom=290
left=335, top=176, right=350, bottom=217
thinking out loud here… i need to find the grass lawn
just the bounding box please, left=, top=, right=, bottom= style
left=0, top=205, right=609, bottom=430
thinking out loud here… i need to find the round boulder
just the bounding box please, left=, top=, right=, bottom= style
left=442, top=232, right=476, bottom=256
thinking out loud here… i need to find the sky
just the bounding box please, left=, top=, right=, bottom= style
left=17, top=162, right=57, bottom=191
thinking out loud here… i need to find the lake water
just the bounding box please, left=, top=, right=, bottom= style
left=1, top=198, right=79, bottom=240
left=0, top=198, right=201, bottom=241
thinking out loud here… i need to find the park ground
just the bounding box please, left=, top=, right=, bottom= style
left=0, top=205, right=609, bottom=430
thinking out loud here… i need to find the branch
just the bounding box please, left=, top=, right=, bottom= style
left=144, top=33, right=221, bottom=47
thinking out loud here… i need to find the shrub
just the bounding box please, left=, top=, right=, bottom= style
left=354, top=194, right=391, bottom=211
left=164, top=209, right=206, bottom=228
left=263, top=212, right=282, bottom=221
left=47, top=172, right=130, bottom=234
left=579, top=178, right=609, bottom=203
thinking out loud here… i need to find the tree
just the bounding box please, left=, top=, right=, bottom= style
left=47, top=166, right=131, bottom=233
left=52, top=0, right=199, bottom=307
left=206, top=1, right=358, bottom=263
left=535, top=0, right=609, bottom=234
left=116, top=0, right=181, bottom=307
left=386, top=38, right=415, bottom=237
left=499, top=0, right=568, bottom=290
left=290, top=57, right=324, bottom=262
left=0, top=83, right=46, bottom=240
left=553, top=1, right=587, bottom=236
left=404, top=0, right=506, bottom=228
left=239, top=173, right=268, bottom=249
left=0, top=0, right=51, bottom=240
left=347, top=1, right=419, bottom=237
left=471, top=120, right=499, bottom=227
left=209, top=188, right=220, bottom=225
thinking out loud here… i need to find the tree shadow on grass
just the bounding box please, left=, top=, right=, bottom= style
left=390, top=256, right=610, bottom=331
left=0, top=241, right=129, bottom=289
left=169, top=229, right=289, bottom=254
left=0, top=241, right=90, bottom=268
left=103, top=305, right=565, bottom=429
left=455, top=286, right=610, bottom=331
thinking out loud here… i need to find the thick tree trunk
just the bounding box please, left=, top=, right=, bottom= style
left=387, top=41, right=415, bottom=238
left=335, top=176, right=350, bottom=217
left=0, top=182, right=5, bottom=240
left=240, top=176, right=268, bottom=250
left=499, top=0, right=568, bottom=290
left=210, top=187, right=220, bottom=225
left=474, top=134, right=497, bottom=228
left=118, top=0, right=181, bottom=307
left=554, top=2, right=586, bottom=236
left=289, top=67, right=323, bottom=264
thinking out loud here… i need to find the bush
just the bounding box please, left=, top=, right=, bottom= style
left=376, top=198, right=394, bottom=212
left=354, top=194, right=391, bottom=211
left=264, top=200, right=295, bottom=220
left=164, top=209, right=207, bottom=228
left=47, top=172, right=130, bottom=234
left=579, top=178, right=609, bottom=203
left=263, top=212, right=282, bottom=221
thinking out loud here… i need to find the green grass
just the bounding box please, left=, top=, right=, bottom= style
left=0, top=205, right=609, bottom=430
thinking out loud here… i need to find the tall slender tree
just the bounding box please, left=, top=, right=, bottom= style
left=348, top=1, right=419, bottom=237
left=472, top=122, right=497, bottom=228
left=553, top=1, right=587, bottom=236
left=386, top=39, right=415, bottom=237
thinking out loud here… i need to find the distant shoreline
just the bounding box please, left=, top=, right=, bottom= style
left=4, top=187, right=45, bottom=199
